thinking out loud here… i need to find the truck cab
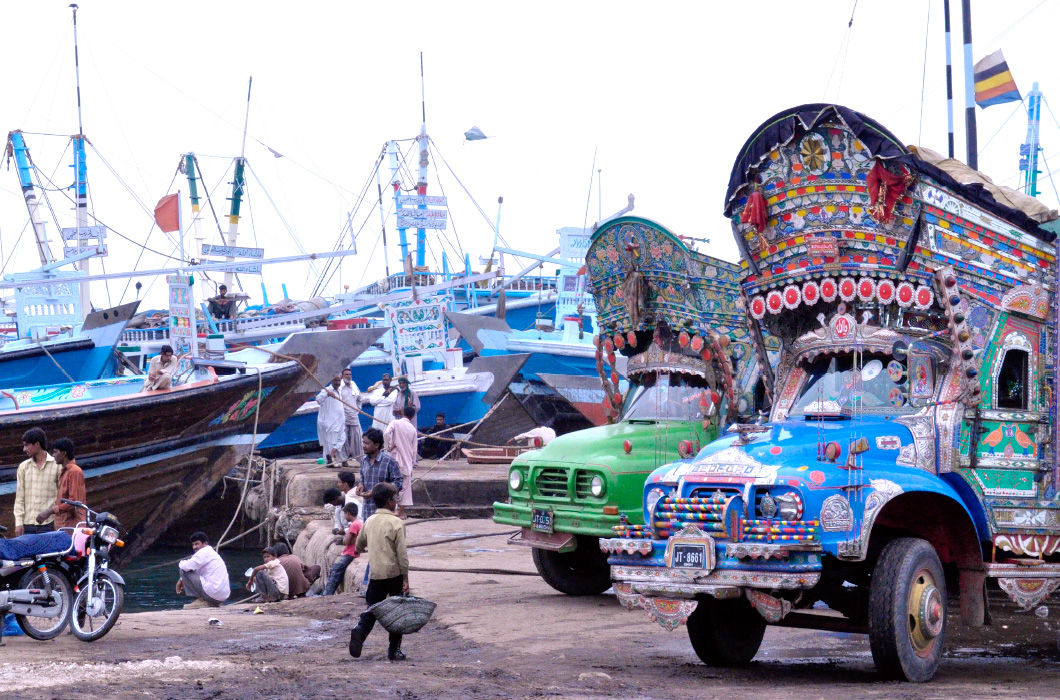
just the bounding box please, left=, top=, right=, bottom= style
left=603, top=104, right=1060, bottom=683
left=494, top=216, right=761, bottom=595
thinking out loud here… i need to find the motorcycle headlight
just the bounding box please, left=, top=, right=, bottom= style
left=100, top=525, right=119, bottom=544
left=590, top=475, right=605, bottom=498
left=508, top=469, right=524, bottom=491
left=774, top=491, right=803, bottom=520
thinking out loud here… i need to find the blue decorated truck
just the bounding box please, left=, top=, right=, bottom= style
left=602, top=104, right=1060, bottom=682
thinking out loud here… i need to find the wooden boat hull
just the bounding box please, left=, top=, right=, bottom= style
left=461, top=446, right=530, bottom=464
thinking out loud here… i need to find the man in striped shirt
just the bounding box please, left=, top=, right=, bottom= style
left=13, top=427, right=61, bottom=536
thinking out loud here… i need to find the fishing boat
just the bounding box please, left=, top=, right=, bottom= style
left=0, top=327, right=377, bottom=559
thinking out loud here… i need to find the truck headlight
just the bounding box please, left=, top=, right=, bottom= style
left=646, top=488, right=666, bottom=524
left=590, top=475, right=605, bottom=498
left=508, top=469, right=524, bottom=491
left=775, top=491, right=803, bottom=520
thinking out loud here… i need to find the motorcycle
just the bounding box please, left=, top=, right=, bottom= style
left=0, top=524, right=76, bottom=640
left=61, top=499, right=126, bottom=641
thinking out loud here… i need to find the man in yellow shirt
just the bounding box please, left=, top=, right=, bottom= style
left=13, top=427, right=62, bottom=536
left=348, top=482, right=410, bottom=661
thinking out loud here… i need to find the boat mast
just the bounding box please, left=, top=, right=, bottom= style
left=943, top=0, right=955, bottom=158
left=7, top=131, right=54, bottom=266
left=1020, top=82, right=1043, bottom=198
left=389, top=139, right=409, bottom=272
left=224, top=77, right=252, bottom=289
left=415, top=52, right=429, bottom=269
left=183, top=153, right=208, bottom=260
left=70, top=3, right=92, bottom=313
left=960, top=0, right=978, bottom=169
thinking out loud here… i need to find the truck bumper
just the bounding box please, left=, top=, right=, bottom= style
left=492, top=501, right=622, bottom=539
left=507, top=528, right=576, bottom=552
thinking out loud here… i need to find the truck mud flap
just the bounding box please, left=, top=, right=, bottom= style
left=508, top=528, right=577, bottom=552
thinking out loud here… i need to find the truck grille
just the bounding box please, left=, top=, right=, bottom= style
left=574, top=471, right=594, bottom=498
left=535, top=468, right=569, bottom=498
left=652, top=488, right=741, bottom=539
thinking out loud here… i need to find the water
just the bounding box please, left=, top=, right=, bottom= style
left=120, top=545, right=264, bottom=612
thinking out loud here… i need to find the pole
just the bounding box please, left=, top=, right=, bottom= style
left=961, top=0, right=978, bottom=169
left=597, top=169, right=602, bottom=222
left=376, top=162, right=391, bottom=278
left=944, top=0, right=955, bottom=158
left=1022, top=83, right=1042, bottom=197
left=415, top=53, right=428, bottom=269
left=70, top=4, right=91, bottom=313
left=225, top=77, right=253, bottom=289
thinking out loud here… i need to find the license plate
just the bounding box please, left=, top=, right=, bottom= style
left=531, top=507, right=554, bottom=534
left=667, top=536, right=715, bottom=571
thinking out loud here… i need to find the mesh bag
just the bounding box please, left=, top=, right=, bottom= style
left=368, top=596, right=437, bottom=634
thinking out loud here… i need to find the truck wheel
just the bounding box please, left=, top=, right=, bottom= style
left=868, top=537, right=946, bottom=682
left=686, top=595, right=765, bottom=666
left=531, top=537, right=611, bottom=595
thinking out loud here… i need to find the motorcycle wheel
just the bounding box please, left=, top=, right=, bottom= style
left=70, top=576, right=124, bottom=642
left=15, top=564, right=73, bottom=640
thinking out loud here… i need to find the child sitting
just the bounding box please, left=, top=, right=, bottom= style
left=324, top=487, right=348, bottom=535
left=248, top=545, right=289, bottom=602
left=323, top=502, right=363, bottom=595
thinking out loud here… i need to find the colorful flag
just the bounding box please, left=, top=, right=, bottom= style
left=154, top=193, right=180, bottom=232
left=974, top=50, right=1021, bottom=108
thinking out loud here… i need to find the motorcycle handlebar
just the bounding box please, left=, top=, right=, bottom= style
left=60, top=498, right=86, bottom=508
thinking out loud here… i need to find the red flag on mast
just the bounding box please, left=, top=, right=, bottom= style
left=154, top=193, right=180, bottom=232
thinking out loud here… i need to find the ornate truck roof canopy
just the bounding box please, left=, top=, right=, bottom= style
left=724, top=103, right=1056, bottom=243
left=587, top=216, right=743, bottom=338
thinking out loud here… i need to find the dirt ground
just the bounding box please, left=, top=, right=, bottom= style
left=3, top=518, right=1059, bottom=699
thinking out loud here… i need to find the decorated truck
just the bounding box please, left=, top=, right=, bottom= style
left=602, top=104, right=1060, bottom=682
left=493, top=216, right=766, bottom=595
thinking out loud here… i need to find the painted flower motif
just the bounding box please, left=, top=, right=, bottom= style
left=800, top=135, right=827, bottom=171
left=649, top=243, right=663, bottom=259
left=606, top=247, right=620, bottom=263
left=70, top=384, right=87, bottom=399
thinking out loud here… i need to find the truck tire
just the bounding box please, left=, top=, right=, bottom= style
left=868, top=537, right=947, bottom=682
left=531, top=537, right=611, bottom=596
left=686, top=595, right=765, bottom=666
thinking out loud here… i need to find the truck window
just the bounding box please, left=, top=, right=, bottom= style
left=621, top=372, right=711, bottom=422
left=996, top=348, right=1029, bottom=410
left=788, top=353, right=909, bottom=417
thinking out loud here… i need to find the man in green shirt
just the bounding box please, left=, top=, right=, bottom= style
left=13, top=427, right=62, bottom=536
left=348, top=482, right=410, bottom=661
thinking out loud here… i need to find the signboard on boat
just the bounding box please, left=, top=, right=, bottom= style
left=167, top=274, right=198, bottom=357
left=397, top=194, right=447, bottom=207
left=61, top=225, right=107, bottom=241
left=397, top=210, right=447, bottom=230
left=201, top=244, right=265, bottom=259
left=62, top=244, right=108, bottom=258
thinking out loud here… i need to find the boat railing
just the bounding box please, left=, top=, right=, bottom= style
left=120, top=304, right=335, bottom=344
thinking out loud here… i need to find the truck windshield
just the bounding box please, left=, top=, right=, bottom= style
left=621, top=372, right=711, bottom=422
left=789, top=353, right=908, bottom=417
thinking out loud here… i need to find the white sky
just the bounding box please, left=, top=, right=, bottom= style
left=0, top=0, right=1057, bottom=312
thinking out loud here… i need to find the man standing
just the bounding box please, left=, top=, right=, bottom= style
left=348, top=482, right=410, bottom=661
left=36, top=437, right=86, bottom=530
left=13, top=427, right=61, bottom=536
left=316, top=375, right=346, bottom=467
left=419, top=412, right=451, bottom=460
left=338, top=368, right=363, bottom=466
left=143, top=344, right=178, bottom=391
left=363, top=373, right=397, bottom=430
left=394, top=376, right=420, bottom=417
left=176, top=531, right=231, bottom=609
left=207, top=284, right=236, bottom=319
left=354, top=428, right=403, bottom=522
left=384, top=406, right=419, bottom=517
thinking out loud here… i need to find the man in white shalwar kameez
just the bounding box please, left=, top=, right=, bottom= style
left=316, top=376, right=346, bottom=466
left=363, top=372, right=397, bottom=430
left=384, top=405, right=419, bottom=516
left=338, top=368, right=363, bottom=467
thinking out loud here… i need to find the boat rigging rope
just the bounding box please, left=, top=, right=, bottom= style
left=35, top=340, right=76, bottom=384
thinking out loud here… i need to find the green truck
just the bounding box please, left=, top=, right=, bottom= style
left=493, top=216, right=762, bottom=594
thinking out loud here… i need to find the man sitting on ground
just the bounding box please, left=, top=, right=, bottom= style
left=176, top=531, right=230, bottom=609
left=272, top=542, right=319, bottom=597
left=248, top=545, right=289, bottom=603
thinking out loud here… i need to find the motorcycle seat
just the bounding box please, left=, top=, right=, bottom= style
left=0, top=531, right=74, bottom=561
